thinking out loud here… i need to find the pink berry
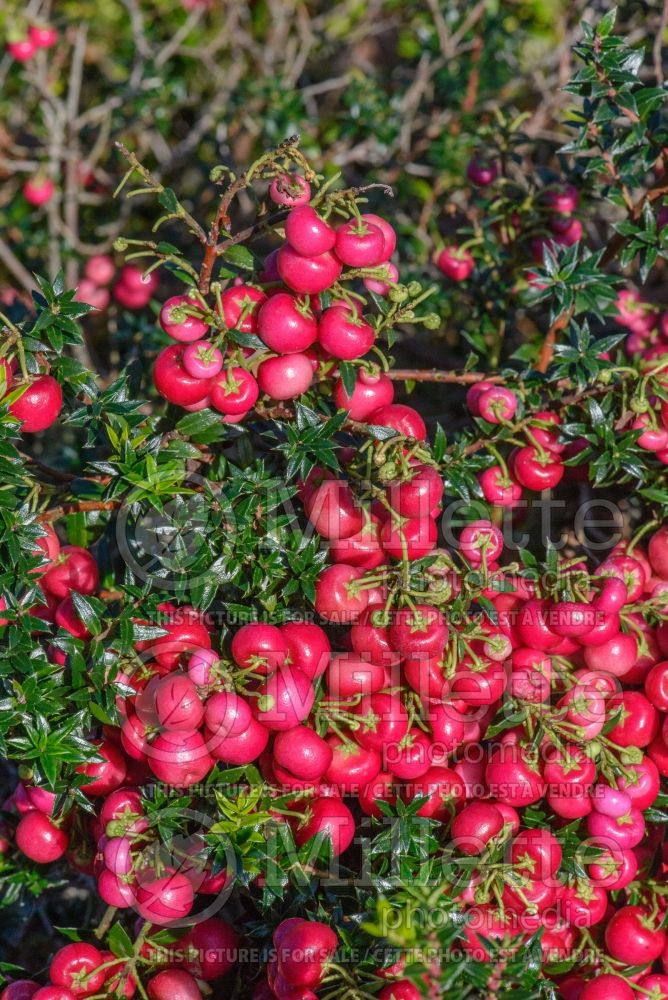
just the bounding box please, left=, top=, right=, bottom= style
left=182, top=341, right=224, bottom=379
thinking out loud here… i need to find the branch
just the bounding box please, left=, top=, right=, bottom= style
left=0, top=238, right=38, bottom=294
left=535, top=306, right=574, bottom=375
left=38, top=500, right=121, bottom=523
left=114, top=142, right=208, bottom=244
left=386, top=369, right=501, bottom=385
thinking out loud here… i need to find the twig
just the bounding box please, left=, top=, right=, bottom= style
left=38, top=500, right=121, bottom=523
left=535, top=307, right=574, bottom=374
left=0, top=238, right=38, bottom=293
left=386, top=369, right=501, bottom=385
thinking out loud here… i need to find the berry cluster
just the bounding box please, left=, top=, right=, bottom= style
left=152, top=173, right=398, bottom=420
left=6, top=23, right=57, bottom=63
left=75, top=255, right=116, bottom=312
left=435, top=158, right=582, bottom=287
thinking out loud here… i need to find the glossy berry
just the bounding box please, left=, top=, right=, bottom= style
left=294, top=797, right=355, bottom=856
left=436, top=247, right=474, bottom=281
left=8, top=375, right=62, bottom=433
left=333, top=370, right=394, bottom=420
left=366, top=404, right=427, bottom=440
left=42, top=546, right=98, bottom=599
left=154, top=344, right=212, bottom=406
left=159, top=294, right=209, bottom=342
left=147, top=969, right=202, bottom=1000
left=50, top=943, right=105, bottom=997
left=182, top=341, right=223, bottom=379
left=477, top=385, right=517, bottom=424
left=277, top=246, right=342, bottom=295
left=210, top=367, right=259, bottom=415
left=285, top=206, right=336, bottom=256
left=219, top=285, right=266, bottom=332
left=257, top=353, right=314, bottom=399
left=15, top=811, right=68, bottom=862
left=318, top=307, right=375, bottom=360
left=257, top=293, right=318, bottom=353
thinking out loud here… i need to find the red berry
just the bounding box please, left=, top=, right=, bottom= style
left=147, top=730, right=213, bottom=786
left=325, top=735, right=381, bottom=793
left=7, top=39, right=36, bottom=61
left=329, top=517, right=384, bottom=569
left=154, top=344, right=212, bottom=406
left=451, top=802, right=504, bottom=855
left=318, top=307, right=375, bottom=360
left=604, top=905, right=666, bottom=964
left=232, top=622, right=288, bottom=672
left=366, top=404, right=426, bottom=440
left=29, top=24, right=58, bottom=48
left=459, top=519, right=503, bottom=566
left=210, top=367, right=259, bottom=415
left=285, top=206, right=336, bottom=257
left=607, top=691, right=658, bottom=747
left=76, top=740, right=126, bottom=796
left=147, top=969, right=201, bottom=1000
left=257, top=353, right=314, bottom=399
left=182, top=341, right=223, bottom=379
left=403, top=766, right=464, bottom=820
left=83, top=255, right=114, bottom=286
left=159, top=294, right=208, bottom=342
left=378, top=983, right=420, bottom=1000
left=477, top=385, right=517, bottom=424
left=208, top=716, right=269, bottom=764
left=154, top=674, right=204, bottom=731
left=293, top=797, right=355, bottom=856
left=380, top=516, right=437, bottom=560
left=649, top=525, right=668, bottom=577
left=50, top=943, right=105, bottom=997
left=257, top=292, right=318, bottom=353
left=436, top=247, right=474, bottom=281
left=179, top=917, right=239, bottom=980
left=353, top=693, right=409, bottom=753
left=275, top=920, right=338, bottom=989
left=23, top=177, right=55, bottom=206
left=42, top=545, right=98, bottom=599
left=389, top=604, right=447, bottom=656
left=333, top=370, right=394, bottom=420
left=479, top=466, right=522, bottom=507
left=512, top=446, right=564, bottom=490
left=467, top=156, right=499, bottom=186
left=305, top=479, right=363, bottom=540
left=335, top=219, right=386, bottom=267
left=204, top=690, right=252, bottom=739
left=15, top=810, right=68, bottom=862
left=136, top=871, right=195, bottom=925
left=0, top=981, right=40, bottom=1000
left=510, top=827, right=562, bottom=879
left=253, top=666, right=315, bottom=731
left=360, top=214, right=397, bottom=259
left=280, top=621, right=330, bottom=680
left=387, top=465, right=443, bottom=518
left=277, top=246, right=342, bottom=295
left=485, top=744, right=545, bottom=806
left=269, top=174, right=311, bottom=207
left=326, top=652, right=387, bottom=699
left=274, top=726, right=333, bottom=780
left=8, top=375, right=62, bottom=432
left=219, top=285, right=266, bottom=332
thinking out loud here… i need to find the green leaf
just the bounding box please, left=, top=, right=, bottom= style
left=221, top=245, right=255, bottom=270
